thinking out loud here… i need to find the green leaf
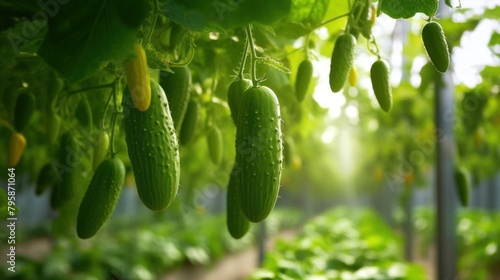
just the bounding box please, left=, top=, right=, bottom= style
left=488, top=32, right=500, bottom=47
left=290, top=0, right=330, bottom=26
left=445, top=0, right=452, bottom=8
left=257, top=56, right=291, bottom=74
left=163, top=0, right=292, bottom=31
left=380, top=0, right=438, bottom=19
left=38, top=0, right=149, bottom=83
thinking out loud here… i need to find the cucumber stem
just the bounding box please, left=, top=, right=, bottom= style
left=110, top=82, right=119, bottom=158
left=146, top=0, right=160, bottom=45
left=245, top=25, right=258, bottom=86
left=309, top=13, right=350, bottom=32
left=68, top=83, right=113, bottom=97
left=238, top=34, right=250, bottom=79
left=82, top=95, right=93, bottom=135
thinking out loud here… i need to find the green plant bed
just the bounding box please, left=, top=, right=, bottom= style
left=250, top=207, right=427, bottom=280
left=414, top=207, right=500, bottom=279
left=0, top=207, right=302, bottom=280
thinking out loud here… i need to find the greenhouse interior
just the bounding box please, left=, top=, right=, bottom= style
left=1, top=0, right=500, bottom=279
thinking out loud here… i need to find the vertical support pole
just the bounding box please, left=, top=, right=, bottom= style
left=435, top=1, right=456, bottom=278
left=435, top=58, right=457, bottom=280
left=404, top=186, right=414, bottom=261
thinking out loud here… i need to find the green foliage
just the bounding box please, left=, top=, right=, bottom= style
left=250, top=207, right=427, bottom=279
left=414, top=207, right=500, bottom=279
left=380, top=0, right=438, bottom=19
left=163, top=0, right=292, bottom=31
left=38, top=0, right=150, bottom=82
left=0, top=208, right=302, bottom=280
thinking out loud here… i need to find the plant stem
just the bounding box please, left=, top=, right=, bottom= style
left=146, top=0, right=160, bottom=44
left=304, top=32, right=311, bottom=60
left=310, top=13, right=350, bottom=32
left=110, top=82, right=119, bottom=158
left=68, top=83, right=113, bottom=96
left=238, top=34, right=250, bottom=79
left=245, top=25, right=258, bottom=86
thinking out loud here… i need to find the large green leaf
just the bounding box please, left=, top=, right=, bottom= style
left=163, top=0, right=292, bottom=31
left=38, top=0, right=149, bottom=83
left=380, top=0, right=438, bottom=19
left=290, top=0, right=330, bottom=26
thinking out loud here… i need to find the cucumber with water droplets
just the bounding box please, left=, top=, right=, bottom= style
left=122, top=80, right=180, bottom=211
left=235, top=86, right=283, bottom=223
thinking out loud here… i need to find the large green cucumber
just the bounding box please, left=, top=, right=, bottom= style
left=122, top=80, right=180, bottom=211
left=226, top=169, right=251, bottom=239
left=235, top=86, right=282, bottom=223
left=160, top=66, right=191, bottom=131
left=77, top=158, right=125, bottom=239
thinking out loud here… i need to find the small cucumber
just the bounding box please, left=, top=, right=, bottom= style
left=179, top=100, right=200, bottom=146
left=422, top=21, right=450, bottom=73
left=13, top=92, right=35, bottom=132
left=7, top=132, right=26, bottom=168
left=329, top=34, right=356, bottom=92
left=160, top=66, right=192, bottom=131
left=370, top=59, right=392, bottom=112
left=124, top=43, right=151, bottom=111
left=295, top=59, right=313, bottom=102
left=454, top=166, right=471, bottom=207
left=92, top=131, right=110, bottom=171
left=77, top=158, right=125, bottom=239
left=207, top=125, right=223, bottom=165
left=226, top=169, right=251, bottom=239
left=36, top=164, right=57, bottom=196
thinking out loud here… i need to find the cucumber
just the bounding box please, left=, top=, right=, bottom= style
left=36, top=164, right=57, bottom=196
left=57, top=133, right=77, bottom=201
left=454, top=166, right=471, bottom=207
left=235, top=86, right=282, bottom=223
left=370, top=59, right=392, bottom=112
left=92, top=131, right=110, bottom=171
left=122, top=80, right=180, bottom=211
left=348, top=66, right=358, bottom=87
left=47, top=112, right=61, bottom=144
left=160, top=66, right=191, bottom=131
left=179, top=100, right=200, bottom=146
left=295, top=59, right=313, bottom=102
left=7, top=132, right=26, bottom=168
left=329, top=34, right=356, bottom=92
left=124, top=43, right=151, bottom=111
left=226, top=169, right=251, bottom=239
left=13, top=92, right=35, bottom=132
left=228, top=78, right=252, bottom=125
left=422, top=21, right=450, bottom=73
left=207, top=125, right=223, bottom=165
left=77, top=158, right=125, bottom=239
